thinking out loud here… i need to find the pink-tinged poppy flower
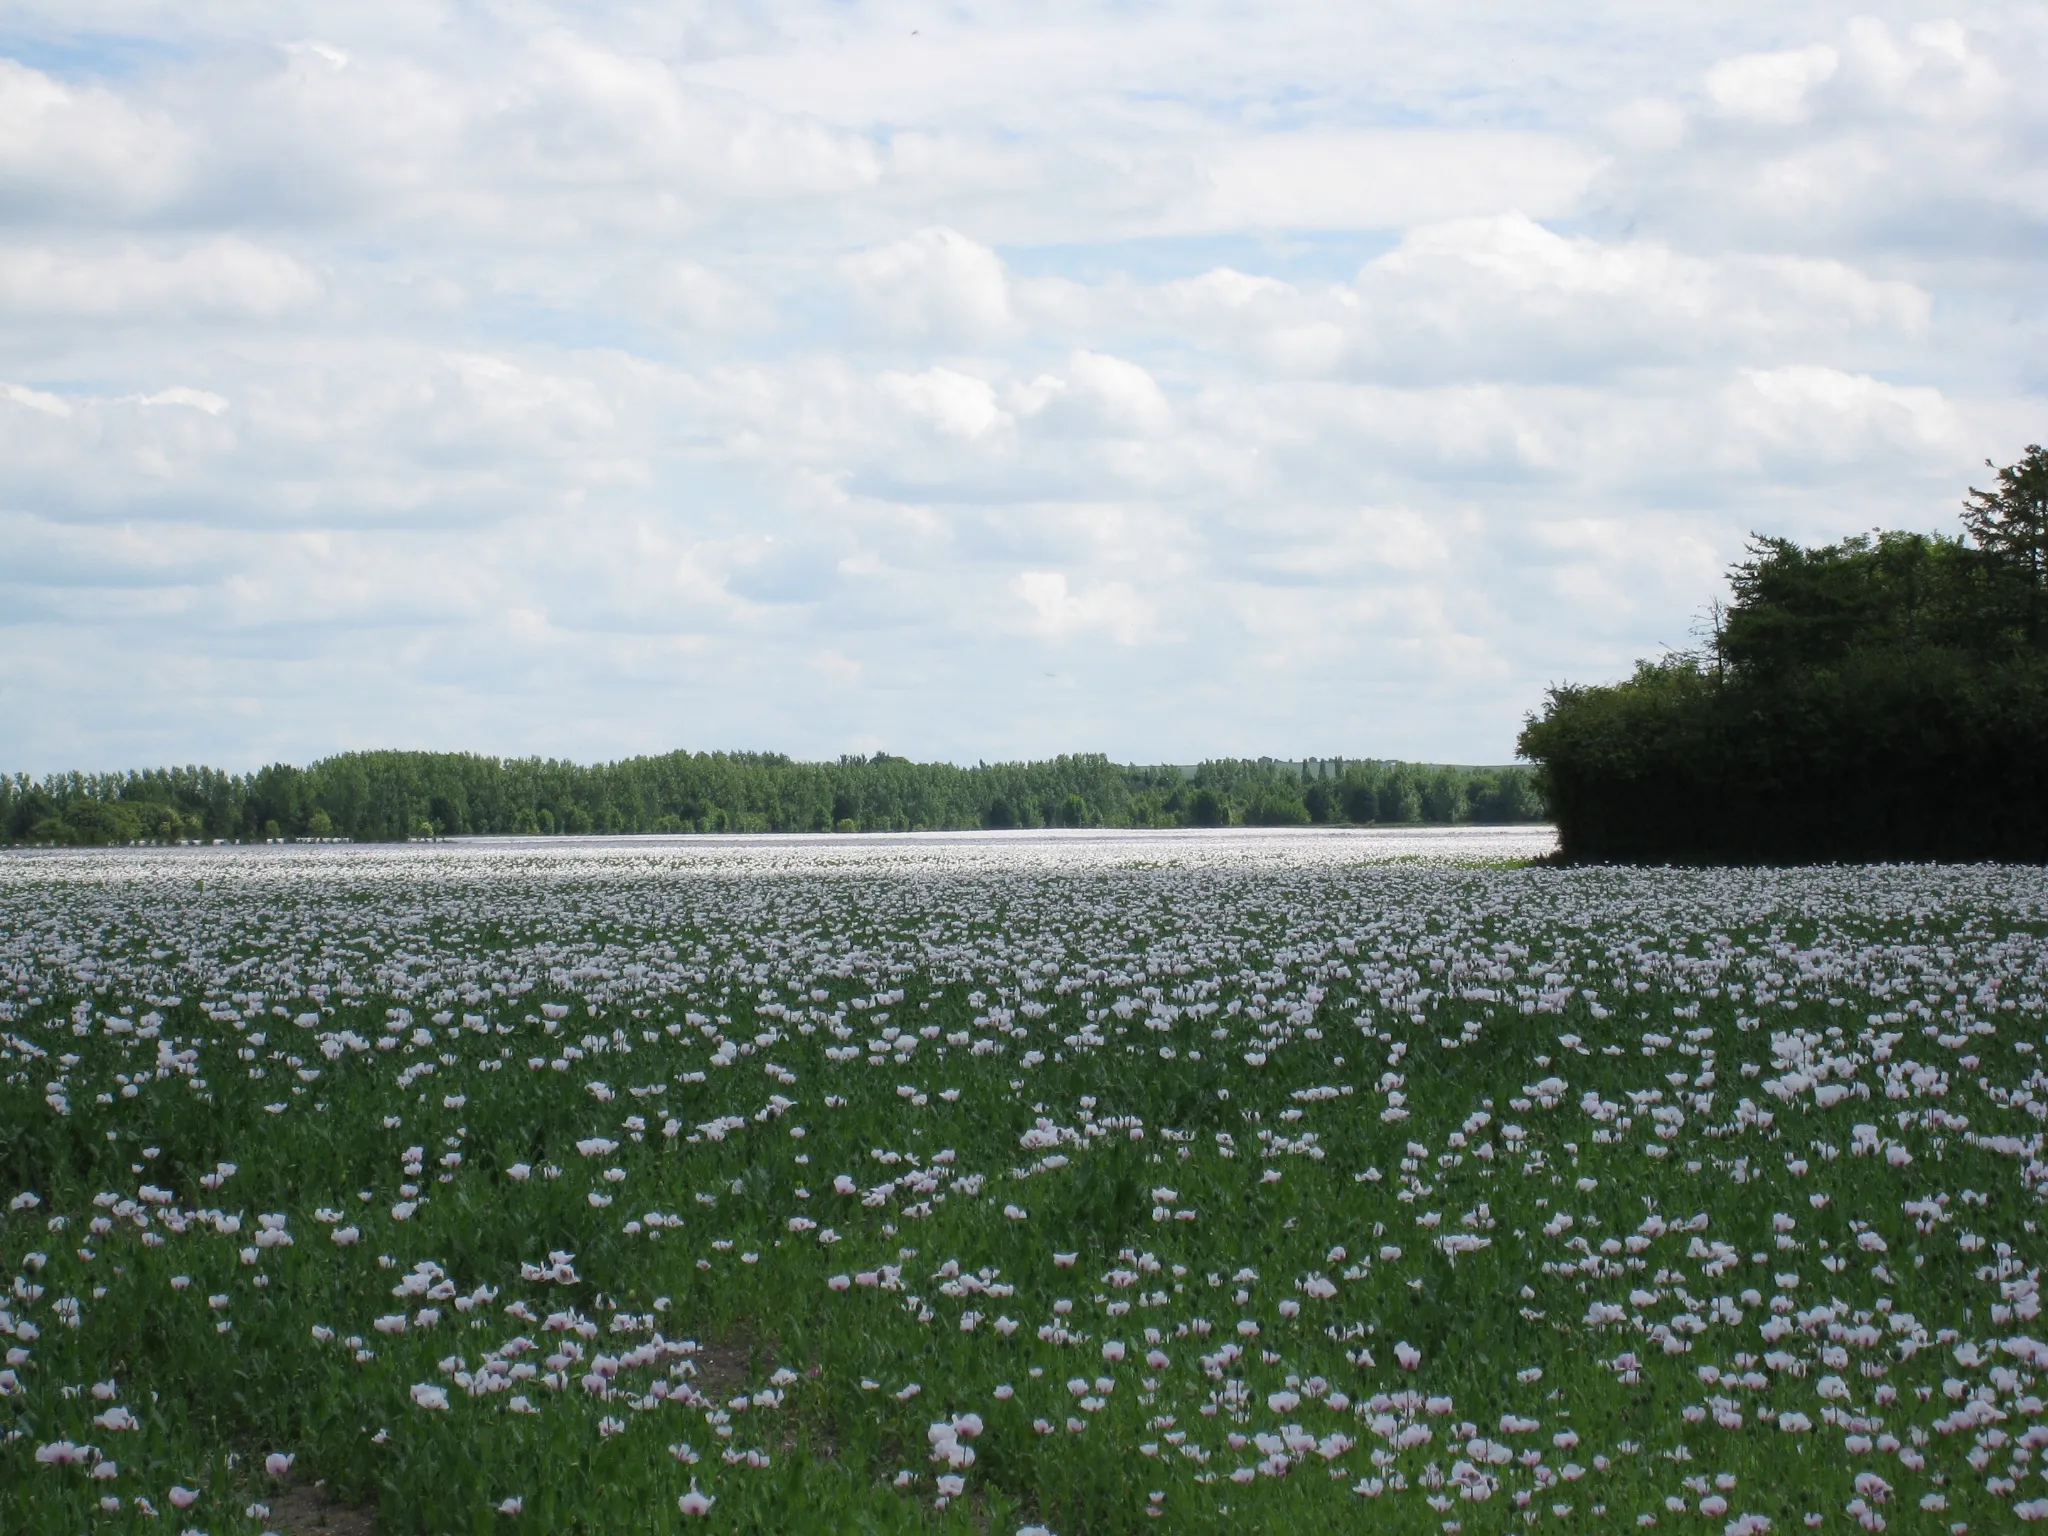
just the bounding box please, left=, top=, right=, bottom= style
left=265, top=1453, right=294, bottom=1477
left=677, top=1481, right=715, bottom=1516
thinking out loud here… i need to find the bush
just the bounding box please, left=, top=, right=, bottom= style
left=64, top=800, right=143, bottom=846
left=1521, top=473, right=2048, bottom=865
left=1521, top=651, right=2048, bottom=863
left=1242, top=790, right=1310, bottom=826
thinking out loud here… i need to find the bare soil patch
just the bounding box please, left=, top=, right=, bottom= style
left=258, top=1480, right=377, bottom=1536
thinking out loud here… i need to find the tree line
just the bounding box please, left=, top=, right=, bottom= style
left=2, top=751, right=1542, bottom=845
left=1519, top=445, right=2048, bottom=863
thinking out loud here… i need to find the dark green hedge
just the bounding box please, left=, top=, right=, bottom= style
left=1520, top=650, right=2048, bottom=863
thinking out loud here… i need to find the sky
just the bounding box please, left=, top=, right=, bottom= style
left=1, top=2, right=2043, bottom=774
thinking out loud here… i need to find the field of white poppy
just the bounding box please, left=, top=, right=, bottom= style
left=2, top=828, right=2045, bottom=1536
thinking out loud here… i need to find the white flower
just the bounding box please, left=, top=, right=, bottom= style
left=678, top=1482, right=715, bottom=1516
left=410, top=1383, right=450, bottom=1411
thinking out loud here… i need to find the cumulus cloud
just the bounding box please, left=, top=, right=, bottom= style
left=1012, top=571, right=1157, bottom=645
left=1705, top=45, right=1840, bottom=126
left=0, top=4, right=2040, bottom=769
left=1191, top=130, right=1601, bottom=233
left=0, top=239, right=318, bottom=320
left=843, top=228, right=1014, bottom=343
left=0, top=59, right=187, bottom=217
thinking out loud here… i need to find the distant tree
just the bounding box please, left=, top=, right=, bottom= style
left=1466, top=769, right=1537, bottom=823
left=65, top=801, right=141, bottom=845
left=1242, top=788, right=1309, bottom=826
left=1186, top=788, right=1227, bottom=827
left=129, top=801, right=183, bottom=841
left=1419, top=768, right=1462, bottom=823
left=1377, top=776, right=1419, bottom=824
left=4, top=747, right=1541, bottom=843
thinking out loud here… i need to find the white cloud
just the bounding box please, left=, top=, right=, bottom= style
left=0, top=59, right=187, bottom=216
left=0, top=239, right=318, bottom=319
left=0, top=5, right=2040, bottom=769
left=878, top=367, right=1007, bottom=440
left=842, top=227, right=1014, bottom=342
left=141, top=388, right=230, bottom=415
left=1011, top=571, right=1156, bottom=645
left=1705, top=45, right=1839, bottom=126
left=1193, top=130, right=1601, bottom=232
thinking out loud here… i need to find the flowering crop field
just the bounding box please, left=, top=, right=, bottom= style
left=2, top=828, right=2046, bottom=1536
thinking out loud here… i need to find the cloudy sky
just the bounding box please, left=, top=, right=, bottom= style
left=2, top=3, right=2043, bottom=773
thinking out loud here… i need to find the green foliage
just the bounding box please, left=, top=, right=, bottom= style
left=2, top=845, right=2038, bottom=1532
left=2, top=752, right=1542, bottom=844
left=1240, top=787, right=1308, bottom=826
left=1961, top=442, right=2048, bottom=594
left=1719, top=530, right=2029, bottom=677
left=1520, top=447, right=2048, bottom=863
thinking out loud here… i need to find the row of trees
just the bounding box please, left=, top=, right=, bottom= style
left=3, top=751, right=1542, bottom=845
left=1519, top=445, right=2048, bottom=863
